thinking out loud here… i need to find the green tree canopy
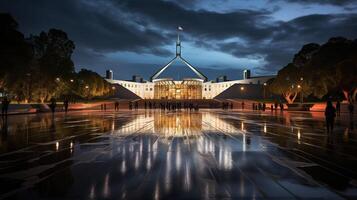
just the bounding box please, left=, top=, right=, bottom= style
left=28, top=29, right=76, bottom=102
left=269, top=37, right=357, bottom=103
left=0, top=13, right=33, bottom=97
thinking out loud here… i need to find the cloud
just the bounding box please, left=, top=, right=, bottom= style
left=1, top=0, right=357, bottom=78
left=116, top=0, right=275, bottom=41
left=0, top=0, right=172, bottom=56
left=283, top=0, right=357, bottom=6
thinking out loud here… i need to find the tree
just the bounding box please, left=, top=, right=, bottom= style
left=269, top=37, right=357, bottom=103
left=28, top=29, right=76, bottom=102
left=302, top=37, right=357, bottom=102
left=269, top=64, right=304, bottom=103
left=0, top=13, right=33, bottom=100
left=336, top=59, right=357, bottom=102
left=74, top=69, right=111, bottom=99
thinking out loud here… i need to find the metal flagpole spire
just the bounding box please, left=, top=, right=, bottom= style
left=177, top=26, right=183, bottom=43
left=176, top=26, right=183, bottom=56
left=150, top=26, right=208, bottom=82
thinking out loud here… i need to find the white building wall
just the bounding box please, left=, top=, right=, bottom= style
left=107, top=75, right=274, bottom=99
left=107, top=79, right=154, bottom=99
left=202, top=76, right=274, bottom=99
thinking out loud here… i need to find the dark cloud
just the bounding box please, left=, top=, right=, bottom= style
left=0, top=0, right=172, bottom=56
left=283, top=0, right=356, bottom=6
left=1, top=0, right=357, bottom=79
left=116, top=0, right=274, bottom=41
left=217, top=13, right=357, bottom=72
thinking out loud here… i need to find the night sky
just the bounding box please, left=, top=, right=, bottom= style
left=1, top=0, right=357, bottom=80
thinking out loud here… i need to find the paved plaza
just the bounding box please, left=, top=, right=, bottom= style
left=0, top=110, right=356, bottom=199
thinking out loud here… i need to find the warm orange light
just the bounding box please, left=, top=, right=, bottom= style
left=240, top=86, right=244, bottom=91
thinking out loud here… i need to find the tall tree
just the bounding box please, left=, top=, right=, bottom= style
left=302, top=37, right=357, bottom=101
left=269, top=37, right=357, bottom=103
left=269, top=64, right=303, bottom=103
left=29, top=29, right=75, bottom=102
left=0, top=13, right=33, bottom=100
left=74, top=69, right=111, bottom=99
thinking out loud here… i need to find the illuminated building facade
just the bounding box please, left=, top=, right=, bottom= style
left=107, top=30, right=274, bottom=99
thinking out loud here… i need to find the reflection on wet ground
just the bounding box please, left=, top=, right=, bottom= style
left=0, top=110, right=356, bottom=199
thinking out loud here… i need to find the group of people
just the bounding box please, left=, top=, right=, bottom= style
left=141, top=101, right=200, bottom=111
left=252, top=102, right=266, bottom=111
left=128, top=101, right=139, bottom=110
left=252, top=102, right=285, bottom=112
left=222, top=102, right=233, bottom=110
left=49, top=98, right=70, bottom=114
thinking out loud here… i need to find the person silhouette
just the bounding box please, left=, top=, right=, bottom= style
left=64, top=99, right=69, bottom=113
left=325, top=100, right=336, bottom=133
left=336, top=100, right=341, bottom=117
left=1, top=97, right=11, bottom=118
left=49, top=98, right=57, bottom=114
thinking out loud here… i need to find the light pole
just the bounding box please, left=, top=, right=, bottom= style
left=299, top=77, right=303, bottom=104
left=85, top=85, right=89, bottom=102
left=263, top=82, right=267, bottom=99
left=111, top=86, right=116, bottom=96
left=26, top=73, right=32, bottom=103
left=297, top=84, right=303, bottom=104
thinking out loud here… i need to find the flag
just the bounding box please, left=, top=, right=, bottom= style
left=178, top=26, right=183, bottom=31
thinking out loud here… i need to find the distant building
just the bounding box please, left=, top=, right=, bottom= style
left=106, top=32, right=275, bottom=99
left=216, top=75, right=227, bottom=83
left=132, top=75, right=144, bottom=83
left=243, top=69, right=251, bottom=79
left=106, top=70, right=113, bottom=80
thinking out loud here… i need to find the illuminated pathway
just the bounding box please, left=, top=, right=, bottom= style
left=0, top=110, right=356, bottom=199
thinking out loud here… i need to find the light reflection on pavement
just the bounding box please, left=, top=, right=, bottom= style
left=0, top=110, right=356, bottom=199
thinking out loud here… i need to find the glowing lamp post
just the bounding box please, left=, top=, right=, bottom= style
left=111, top=86, right=116, bottom=96
left=85, top=85, right=89, bottom=102
left=299, top=77, right=303, bottom=103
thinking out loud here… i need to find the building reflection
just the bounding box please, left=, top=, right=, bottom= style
left=154, top=112, right=202, bottom=137
left=113, top=111, right=240, bottom=137
left=109, top=111, right=242, bottom=197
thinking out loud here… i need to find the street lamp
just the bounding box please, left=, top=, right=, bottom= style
left=297, top=84, right=303, bottom=103
left=300, top=77, right=304, bottom=103
left=85, top=85, right=90, bottom=102
left=240, top=86, right=244, bottom=91
left=111, top=86, right=116, bottom=96
left=263, top=83, right=267, bottom=99
left=70, top=79, right=74, bottom=83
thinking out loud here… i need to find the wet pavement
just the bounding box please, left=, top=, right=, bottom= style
left=0, top=109, right=356, bottom=199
